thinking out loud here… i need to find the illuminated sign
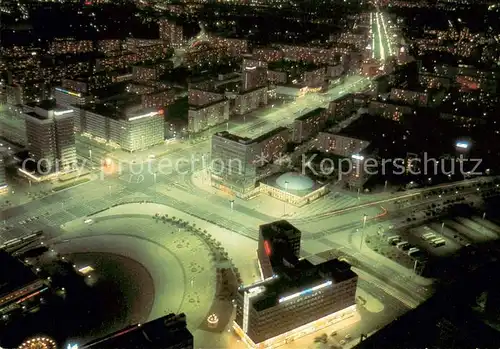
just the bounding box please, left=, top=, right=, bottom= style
left=351, top=154, right=364, bottom=161
left=128, top=111, right=162, bottom=121
left=279, top=280, right=333, bottom=303
left=456, top=142, right=469, bottom=149
left=54, top=109, right=74, bottom=116
left=264, top=240, right=271, bottom=256
left=55, top=87, right=82, bottom=98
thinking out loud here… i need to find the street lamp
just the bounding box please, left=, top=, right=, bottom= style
left=360, top=214, right=367, bottom=251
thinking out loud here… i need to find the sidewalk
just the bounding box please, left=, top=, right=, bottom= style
left=190, top=169, right=300, bottom=218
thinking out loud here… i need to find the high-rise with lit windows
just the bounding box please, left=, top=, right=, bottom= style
left=234, top=220, right=358, bottom=348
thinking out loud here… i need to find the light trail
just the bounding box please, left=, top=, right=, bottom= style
left=375, top=12, right=385, bottom=60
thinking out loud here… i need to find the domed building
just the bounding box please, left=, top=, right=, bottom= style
left=259, top=171, right=328, bottom=206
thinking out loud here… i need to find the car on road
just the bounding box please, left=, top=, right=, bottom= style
left=84, top=219, right=93, bottom=224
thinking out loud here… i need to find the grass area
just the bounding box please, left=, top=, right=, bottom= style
left=365, top=234, right=414, bottom=269
left=53, top=178, right=90, bottom=192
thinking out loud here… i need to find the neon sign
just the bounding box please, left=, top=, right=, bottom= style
left=55, top=87, right=81, bottom=97
left=264, top=240, right=271, bottom=256
left=128, top=111, right=162, bottom=121
left=54, top=109, right=74, bottom=116
left=279, top=280, right=332, bottom=303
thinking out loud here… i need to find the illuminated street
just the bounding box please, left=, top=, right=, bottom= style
left=371, top=12, right=394, bottom=61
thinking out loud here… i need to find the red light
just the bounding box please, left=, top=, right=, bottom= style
left=264, top=240, right=271, bottom=256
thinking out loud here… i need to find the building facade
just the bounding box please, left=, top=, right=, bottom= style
left=211, top=132, right=257, bottom=196
left=234, top=221, right=358, bottom=348
left=188, top=100, right=230, bottom=133
left=234, top=87, right=268, bottom=115
left=24, top=106, right=76, bottom=173
left=292, top=108, right=328, bottom=143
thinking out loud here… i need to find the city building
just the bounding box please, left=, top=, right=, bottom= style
left=210, top=127, right=291, bottom=197
left=0, top=105, right=27, bottom=146
left=141, top=89, right=177, bottom=109
left=234, top=86, right=268, bottom=115
left=292, top=108, right=328, bottom=143
left=242, top=67, right=268, bottom=91
left=23, top=102, right=77, bottom=177
left=79, top=105, right=165, bottom=152
left=259, top=172, right=329, bottom=207
left=2, top=84, right=23, bottom=105
left=315, top=132, right=369, bottom=157
left=0, top=251, right=48, bottom=320
left=210, top=131, right=257, bottom=197
left=49, top=38, right=94, bottom=55
left=234, top=221, right=358, bottom=348
left=361, top=59, right=381, bottom=77
left=188, top=88, right=225, bottom=107
left=159, top=19, right=184, bottom=47
left=188, top=100, right=230, bottom=133
left=252, top=127, right=290, bottom=164
left=82, top=313, right=193, bottom=349
left=328, top=94, right=356, bottom=120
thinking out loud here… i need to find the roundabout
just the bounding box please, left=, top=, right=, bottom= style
left=52, top=204, right=219, bottom=332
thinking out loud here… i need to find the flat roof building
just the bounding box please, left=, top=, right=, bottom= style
left=83, top=313, right=193, bottom=349
left=23, top=101, right=77, bottom=174
left=234, top=221, right=358, bottom=348
left=0, top=251, right=48, bottom=319
left=79, top=104, right=164, bottom=152
left=211, top=131, right=257, bottom=196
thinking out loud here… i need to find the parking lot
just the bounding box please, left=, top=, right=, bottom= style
left=382, top=216, right=500, bottom=260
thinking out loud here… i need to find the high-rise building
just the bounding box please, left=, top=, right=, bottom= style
left=234, top=86, right=268, bottom=115
left=234, top=221, right=358, bottom=348
left=78, top=105, right=164, bottom=152
left=210, top=131, right=257, bottom=196
left=242, top=67, right=267, bottom=91
left=24, top=103, right=76, bottom=173
left=188, top=100, right=230, bottom=133
left=82, top=313, right=193, bottom=349
left=292, top=108, right=328, bottom=143
left=258, top=220, right=302, bottom=279
left=159, top=20, right=184, bottom=47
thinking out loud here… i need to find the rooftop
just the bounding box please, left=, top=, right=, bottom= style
left=240, top=258, right=356, bottom=311
left=251, top=126, right=289, bottom=144
left=295, top=107, right=326, bottom=121
left=83, top=313, right=193, bottom=349
left=0, top=251, right=40, bottom=300
left=214, top=131, right=252, bottom=144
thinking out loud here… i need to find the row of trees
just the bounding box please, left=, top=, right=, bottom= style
left=153, top=213, right=242, bottom=285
